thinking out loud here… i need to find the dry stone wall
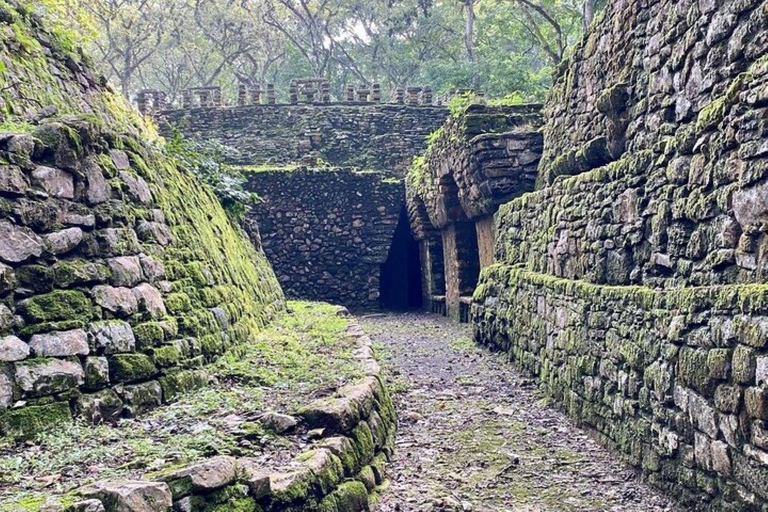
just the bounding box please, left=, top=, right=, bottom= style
left=69, top=314, right=395, bottom=512
left=0, top=1, right=284, bottom=440
left=159, top=104, right=448, bottom=175
left=246, top=168, right=404, bottom=310
left=473, top=0, right=768, bottom=509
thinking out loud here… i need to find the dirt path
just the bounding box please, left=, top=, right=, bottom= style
left=360, top=313, right=682, bottom=512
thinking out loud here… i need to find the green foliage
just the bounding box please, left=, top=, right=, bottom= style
left=41, top=0, right=595, bottom=103
left=166, top=131, right=259, bottom=221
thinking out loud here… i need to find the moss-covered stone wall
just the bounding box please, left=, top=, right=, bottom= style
left=0, top=0, right=284, bottom=440
left=538, top=0, right=767, bottom=187
left=159, top=104, right=449, bottom=175
left=473, top=268, right=768, bottom=510
left=246, top=168, right=404, bottom=311
left=472, top=0, right=768, bottom=509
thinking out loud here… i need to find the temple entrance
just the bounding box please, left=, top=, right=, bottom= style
left=380, top=208, right=423, bottom=310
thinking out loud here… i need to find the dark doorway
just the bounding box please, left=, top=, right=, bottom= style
left=380, top=208, right=423, bottom=310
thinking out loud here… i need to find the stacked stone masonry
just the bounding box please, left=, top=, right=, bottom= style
left=472, top=0, right=768, bottom=510
left=159, top=104, right=448, bottom=175
left=246, top=168, right=404, bottom=310
left=406, top=104, right=544, bottom=320
left=0, top=0, right=284, bottom=440
left=68, top=315, right=395, bottom=512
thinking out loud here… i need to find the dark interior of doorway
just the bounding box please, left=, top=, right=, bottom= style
left=380, top=208, right=423, bottom=310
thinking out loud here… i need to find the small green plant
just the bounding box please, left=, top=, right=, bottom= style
left=166, top=130, right=259, bottom=221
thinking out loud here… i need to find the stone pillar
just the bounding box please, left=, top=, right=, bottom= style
left=182, top=89, right=192, bottom=109
left=442, top=222, right=481, bottom=321
left=420, top=237, right=446, bottom=312
left=320, top=80, right=331, bottom=103
left=156, top=92, right=167, bottom=111
left=136, top=92, right=149, bottom=115
left=345, top=84, right=355, bottom=102
left=251, top=84, right=262, bottom=105
left=406, top=87, right=421, bottom=106
left=372, top=83, right=381, bottom=102
left=238, top=85, right=247, bottom=106
left=475, top=215, right=496, bottom=269
left=266, top=84, right=276, bottom=104
left=289, top=81, right=298, bottom=104
left=392, top=86, right=404, bottom=104
left=199, top=90, right=211, bottom=107
left=422, top=86, right=433, bottom=106
left=212, top=88, right=222, bottom=107
left=356, top=85, right=370, bottom=103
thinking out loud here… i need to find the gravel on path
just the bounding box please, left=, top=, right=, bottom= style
left=360, top=312, right=683, bottom=512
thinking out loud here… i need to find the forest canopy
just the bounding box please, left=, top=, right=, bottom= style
left=28, top=0, right=603, bottom=105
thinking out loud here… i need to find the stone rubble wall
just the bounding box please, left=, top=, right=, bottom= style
left=538, top=0, right=767, bottom=186
left=0, top=1, right=284, bottom=440
left=472, top=0, right=768, bottom=509
left=65, top=313, right=395, bottom=512
left=406, top=104, right=543, bottom=232
left=473, top=268, right=768, bottom=510
left=159, top=104, right=449, bottom=175
left=246, top=168, right=404, bottom=311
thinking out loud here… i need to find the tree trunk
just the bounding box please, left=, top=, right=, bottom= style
left=583, top=0, right=596, bottom=32
left=464, top=0, right=476, bottom=62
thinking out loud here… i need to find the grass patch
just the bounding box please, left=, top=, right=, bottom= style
left=0, top=301, right=362, bottom=507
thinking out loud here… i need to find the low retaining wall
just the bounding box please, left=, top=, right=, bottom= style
left=472, top=265, right=768, bottom=511
left=61, top=312, right=395, bottom=512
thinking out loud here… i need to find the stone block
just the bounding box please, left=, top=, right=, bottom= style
left=109, top=353, right=158, bottom=383
left=0, top=219, right=43, bottom=263
left=19, top=289, right=94, bottom=323
left=118, top=171, right=153, bottom=204
left=14, top=358, right=84, bottom=398
left=89, top=321, right=136, bottom=355
left=157, top=455, right=237, bottom=499
left=745, top=387, right=768, bottom=420
left=79, top=480, right=172, bottom=512
left=139, top=255, right=165, bottom=282
left=0, top=371, right=12, bottom=409
left=45, top=227, right=83, bottom=255
left=0, top=402, right=72, bottom=440
left=117, top=380, right=163, bottom=417
left=107, top=256, right=143, bottom=287
left=84, top=356, right=110, bottom=389
left=131, top=283, right=166, bottom=319
left=732, top=345, right=756, bottom=384
left=0, top=165, right=28, bottom=195
left=756, top=356, right=768, bottom=387
left=92, top=286, right=139, bottom=317
left=713, top=384, right=742, bottom=413
left=75, top=388, right=123, bottom=424
left=258, top=411, right=298, bottom=433
left=31, top=166, right=74, bottom=199
left=83, top=159, right=111, bottom=205
left=0, top=335, right=30, bottom=362
left=29, top=329, right=89, bottom=357
left=298, top=448, right=344, bottom=494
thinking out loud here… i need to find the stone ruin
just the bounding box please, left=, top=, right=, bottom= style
left=137, top=80, right=447, bottom=114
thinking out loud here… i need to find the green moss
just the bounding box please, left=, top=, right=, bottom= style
left=133, top=322, right=166, bottom=349
left=52, top=260, right=111, bottom=288
left=323, top=481, right=368, bottom=512
left=157, top=369, right=209, bottom=402
left=108, top=353, right=158, bottom=383
left=152, top=344, right=182, bottom=367
left=350, top=422, right=375, bottom=467
left=0, top=402, right=72, bottom=440
left=166, top=293, right=193, bottom=314
left=18, top=320, right=85, bottom=337
left=19, top=290, right=94, bottom=323
left=205, top=498, right=259, bottom=512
